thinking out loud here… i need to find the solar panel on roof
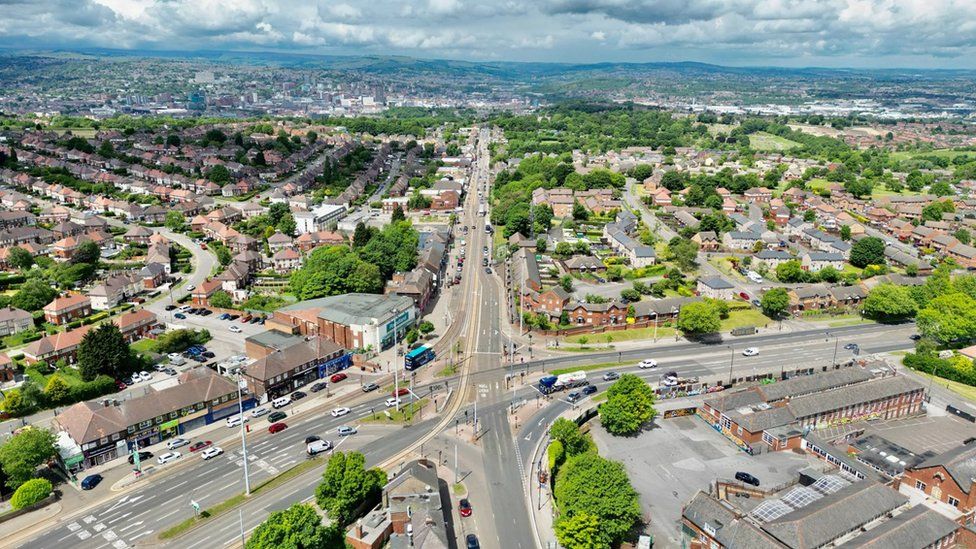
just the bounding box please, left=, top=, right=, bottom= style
left=750, top=499, right=793, bottom=523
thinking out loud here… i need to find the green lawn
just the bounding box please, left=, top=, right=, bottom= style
left=890, top=149, right=975, bottom=161
left=363, top=399, right=429, bottom=423
left=749, top=132, right=801, bottom=151
left=25, top=363, right=86, bottom=387
left=563, top=325, right=677, bottom=345
left=915, top=371, right=976, bottom=404
left=721, top=309, right=772, bottom=330
left=131, top=339, right=159, bottom=353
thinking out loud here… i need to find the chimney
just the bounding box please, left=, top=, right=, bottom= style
left=354, top=519, right=363, bottom=539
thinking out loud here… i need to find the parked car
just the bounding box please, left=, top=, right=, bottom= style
left=362, top=382, right=379, bottom=393
left=268, top=411, right=287, bottom=423
left=603, top=371, right=620, bottom=381
left=735, top=471, right=760, bottom=486
left=174, top=313, right=187, bottom=320
left=226, top=415, right=248, bottom=428
left=157, top=452, right=181, bottom=465
left=459, top=498, right=472, bottom=517
left=202, top=351, right=215, bottom=358
left=201, top=447, right=223, bottom=460
left=739, top=292, right=750, bottom=301
left=81, top=474, right=103, bottom=490
left=638, top=359, right=658, bottom=369
left=229, top=325, right=242, bottom=333
left=115, top=380, right=127, bottom=390
left=310, top=382, right=328, bottom=393
left=188, top=441, right=212, bottom=452
left=330, top=373, right=348, bottom=383
left=241, top=315, right=252, bottom=323
left=139, top=371, right=152, bottom=382
left=742, top=347, right=759, bottom=357
left=268, top=422, right=288, bottom=434
left=218, top=313, right=230, bottom=320
left=166, top=438, right=189, bottom=450
left=337, top=426, right=357, bottom=436
left=331, top=407, right=351, bottom=417
left=200, top=309, right=213, bottom=316
left=466, top=534, right=480, bottom=549
left=291, top=390, right=307, bottom=401
left=127, top=451, right=153, bottom=465
left=250, top=406, right=269, bottom=418
left=164, top=304, right=177, bottom=311
left=844, top=343, right=858, bottom=350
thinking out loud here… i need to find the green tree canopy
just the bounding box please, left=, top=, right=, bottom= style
left=12, top=278, right=58, bottom=312
left=666, top=237, right=699, bottom=272
left=917, top=293, right=976, bottom=345
left=549, top=418, right=591, bottom=457
left=77, top=323, right=133, bottom=382
left=775, top=259, right=806, bottom=283
left=555, top=512, right=602, bottom=549
left=599, top=374, right=657, bottom=436
left=246, top=503, right=343, bottom=549
left=0, top=428, right=56, bottom=490
left=314, top=451, right=385, bottom=527
left=209, top=290, right=233, bottom=309
left=850, top=237, right=886, bottom=268
left=164, top=211, right=186, bottom=231
left=863, top=284, right=918, bottom=322
left=7, top=247, right=33, bottom=270
left=10, top=478, right=52, bottom=510
left=554, top=452, right=641, bottom=548
left=677, top=300, right=721, bottom=334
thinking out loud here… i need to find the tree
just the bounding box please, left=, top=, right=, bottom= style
left=207, top=165, right=231, bottom=185
left=555, top=512, right=602, bottom=549
left=677, top=301, right=721, bottom=334
left=620, top=288, right=641, bottom=302
left=553, top=242, right=574, bottom=259
left=10, top=478, right=52, bottom=510
left=536, top=237, right=547, bottom=253
left=391, top=204, right=406, bottom=223
left=314, top=451, right=385, bottom=527
left=803, top=209, right=816, bottom=222
left=267, top=202, right=290, bottom=226
left=761, top=288, right=790, bottom=319
left=600, top=374, right=657, bottom=436
left=418, top=320, right=435, bottom=335
left=776, top=259, right=806, bottom=283
left=955, top=228, right=972, bottom=246
left=554, top=452, right=641, bottom=548
left=559, top=275, right=574, bottom=293
left=277, top=213, right=297, bottom=237
left=850, top=237, right=886, bottom=268
left=209, top=290, right=233, bottom=309
left=246, top=503, right=343, bottom=549
left=77, top=324, right=132, bottom=382
left=164, top=211, right=186, bottom=231
left=43, top=375, right=71, bottom=405
left=572, top=200, right=589, bottom=221
left=818, top=265, right=840, bottom=283
left=352, top=222, right=372, bottom=248
left=214, top=244, right=232, bottom=266
left=863, top=284, right=918, bottom=322
left=840, top=225, right=852, bottom=241
left=7, top=247, right=33, bottom=270
left=549, top=418, right=591, bottom=456
left=0, top=428, right=56, bottom=489
left=12, top=278, right=58, bottom=312
left=667, top=237, right=699, bottom=272
left=917, top=293, right=976, bottom=345
left=71, top=241, right=100, bottom=265
left=0, top=389, right=30, bottom=416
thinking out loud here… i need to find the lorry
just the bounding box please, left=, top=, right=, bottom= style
left=538, top=371, right=588, bottom=394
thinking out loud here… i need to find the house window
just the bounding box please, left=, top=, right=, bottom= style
left=915, top=480, right=927, bottom=491
left=948, top=496, right=959, bottom=507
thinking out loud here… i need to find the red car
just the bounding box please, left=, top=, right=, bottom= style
left=268, top=422, right=288, bottom=434
left=330, top=373, right=348, bottom=383
left=392, top=387, right=409, bottom=397
left=188, top=441, right=213, bottom=452
left=739, top=292, right=750, bottom=301
left=115, top=380, right=127, bottom=390
left=459, top=499, right=472, bottom=517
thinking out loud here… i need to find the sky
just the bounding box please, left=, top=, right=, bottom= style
left=3, top=0, right=976, bottom=69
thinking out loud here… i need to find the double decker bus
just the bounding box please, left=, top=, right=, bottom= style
left=405, top=345, right=436, bottom=371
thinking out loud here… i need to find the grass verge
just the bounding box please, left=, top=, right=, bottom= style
left=914, top=371, right=976, bottom=404
left=159, top=456, right=325, bottom=540
left=362, top=399, right=429, bottom=423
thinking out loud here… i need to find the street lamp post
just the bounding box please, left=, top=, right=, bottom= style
left=652, top=311, right=658, bottom=342
left=236, top=374, right=251, bottom=496
left=728, top=346, right=735, bottom=386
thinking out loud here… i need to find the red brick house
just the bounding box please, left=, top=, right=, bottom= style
left=115, top=309, right=159, bottom=342
left=191, top=279, right=223, bottom=307
left=43, top=293, right=92, bottom=325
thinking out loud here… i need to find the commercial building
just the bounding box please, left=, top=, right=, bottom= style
left=269, top=293, right=416, bottom=351
left=294, top=203, right=347, bottom=234
left=240, top=333, right=350, bottom=399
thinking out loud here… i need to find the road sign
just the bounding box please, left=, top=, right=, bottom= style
left=190, top=500, right=200, bottom=513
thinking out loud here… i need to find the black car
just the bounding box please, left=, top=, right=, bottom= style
left=566, top=392, right=582, bottom=403
left=910, top=334, right=922, bottom=341
left=735, top=471, right=760, bottom=486
left=268, top=411, right=287, bottom=423
left=310, top=382, right=328, bottom=393
left=202, top=351, right=215, bottom=358
left=304, top=435, right=321, bottom=444
left=843, top=343, right=858, bottom=350
left=291, top=391, right=307, bottom=401
left=582, top=385, right=598, bottom=396
left=127, top=451, right=153, bottom=465
left=466, top=534, right=480, bottom=549
left=164, top=305, right=177, bottom=311
left=362, top=382, right=379, bottom=393
left=200, top=309, right=213, bottom=316
left=81, top=474, right=103, bottom=490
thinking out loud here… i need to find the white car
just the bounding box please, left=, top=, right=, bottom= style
left=742, top=347, right=760, bottom=357
left=331, top=407, right=351, bottom=417
left=385, top=397, right=401, bottom=407
left=337, top=426, right=357, bottom=436
left=638, top=359, right=658, bottom=369
left=166, top=438, right=189, bottom=450
left=229, top=325, right=242, bottom=333
left=225, top=415, right=248, bottom=428
left=178, top=305, right=192, bottom=312
left=249, top=406, right=269, bottom=418
left=185, top=285, right=195, bottom=291
left=139, top=371, right=152, bottom=382
left=201, top=447, right=223, bottom=460
left=157, top=451, right=181, bottom=465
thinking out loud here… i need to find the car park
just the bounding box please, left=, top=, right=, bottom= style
left=268, top=411, right=287, bottom=422
left=188, top=441, right=212, bottom=452
left=310, top=382, right=328, bottom=393
left=603, top=371, right=621, bottom=381
left=127, top=451, right=153, bottom=465
left=268, top=422, right=288, bottom=434
left=362, top=382, right=379, bottom=392
left=330, top=373, right=348, bottom=383
left=331, top=407, right=351, bottom=417
left=638, top=359, right=658, bottom=369
left=337, top=426, right=357, bottom=436
left=201, top=447, right=223, bottom=460
left=742, top=347, right=759, bottom=356
left=250, top=406, right=269, bottom=418
left=735, top=471, right=760, bottom=486
left=166, top=438, right=189, bottom=450
left=157, top=452, right=181, bottom=465
left=459, top=498, right=472, bottom=517
left=81, top=474, right=103, bottom=490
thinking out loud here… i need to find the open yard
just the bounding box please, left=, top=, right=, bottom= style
left=749, top=131, right=801, bottom=151
left=890, top=148, right=976, bottom=161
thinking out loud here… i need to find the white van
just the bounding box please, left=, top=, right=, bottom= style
left=225, top=414, right=248, bottom=428
left=747, top=271, right=763, bottom=283
left=306, top=440, right=333, bottom=456
left=271, top=396, right=292, bottom=409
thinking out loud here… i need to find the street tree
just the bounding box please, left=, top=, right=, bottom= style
left=164, top=211, right=186, bottom=232
left=314, top=451, right=385, bottom=527
left=600, top=374, right=657, bottom=436
left=77, top=324, right=132, bottom=382
left=917, top=293, right=976, bottom=345
left=549, top=418, right=591, bottom=456
left=863, top=284, right=917, bottom=322
left=555, top=512, right=602, bottom=549
left=554, top=452, right=641, bottom=548
left=0, top=428, right=56, bottom=490
left=677, top=301, right=721, bottom=334
left=246, top=503, right=343, bottom=549
left=760, top=288, right=790, bottom=319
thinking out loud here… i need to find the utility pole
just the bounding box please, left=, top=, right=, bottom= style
left=454, top=443, right=458, bottom=485
left=236, top=374, right=251, bottom=496
left=728, top=346, right=735, bottom=386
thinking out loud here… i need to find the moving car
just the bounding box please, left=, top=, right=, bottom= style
left=742, top=347, right=759, bottom=357
left=385, top=397, right=401, bottom=407
left=739, top=292, right=750, bottom=301
left=307, top=439, right=333, bottom=456
left=310, top=382, right=328, bottom=393
left=459, top=498, right=472, bottom=517
left=566, top=392, right=582, bottom=403
left=751, top=299, right=762, bottom=308
left=466, top=534, right=480, bottom=549
left=330, top=373, right=348, bottom=383
left=603, top=371, right=621, bottom=381
left=331, top=407, right=351, bottom=417
left=157, top=452, right=181, bottom=465
left=201, top=447, right=223, bottom=460
left=392, top=387, right=409, bottom=397
left=81, top=474, right=103, bottom=490
left=844, top=343, right=858, bottom=350
left=268, top=411, right=287, bottom=423
left=268, top=422, right=288, bottom=434
left=188, top=441, right=212, bottom=452
left=337, top=426, right=357, bottom=436
left=304, top=435, right=321, bottom=444
left=582, top=385, right=598, bottom=396
left=362, top=382, right=379, bottom=392
left=735, top=471, right=760, bottom=486
left=166, top=438, right=189, bottom=450
left=127, top=451, right=153, bottom=465
left=638, top=359, right=658, bottom=369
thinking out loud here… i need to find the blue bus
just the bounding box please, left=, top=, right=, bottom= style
left=405, top=345, right=436, bottom=371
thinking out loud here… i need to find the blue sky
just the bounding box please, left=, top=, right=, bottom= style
left=3, top=0, right=976, bottom=69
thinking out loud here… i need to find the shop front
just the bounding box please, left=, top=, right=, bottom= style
left=317, top=353, right=352, bottom=378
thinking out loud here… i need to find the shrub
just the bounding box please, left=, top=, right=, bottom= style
left=10, top=478, right=52, bottom=510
